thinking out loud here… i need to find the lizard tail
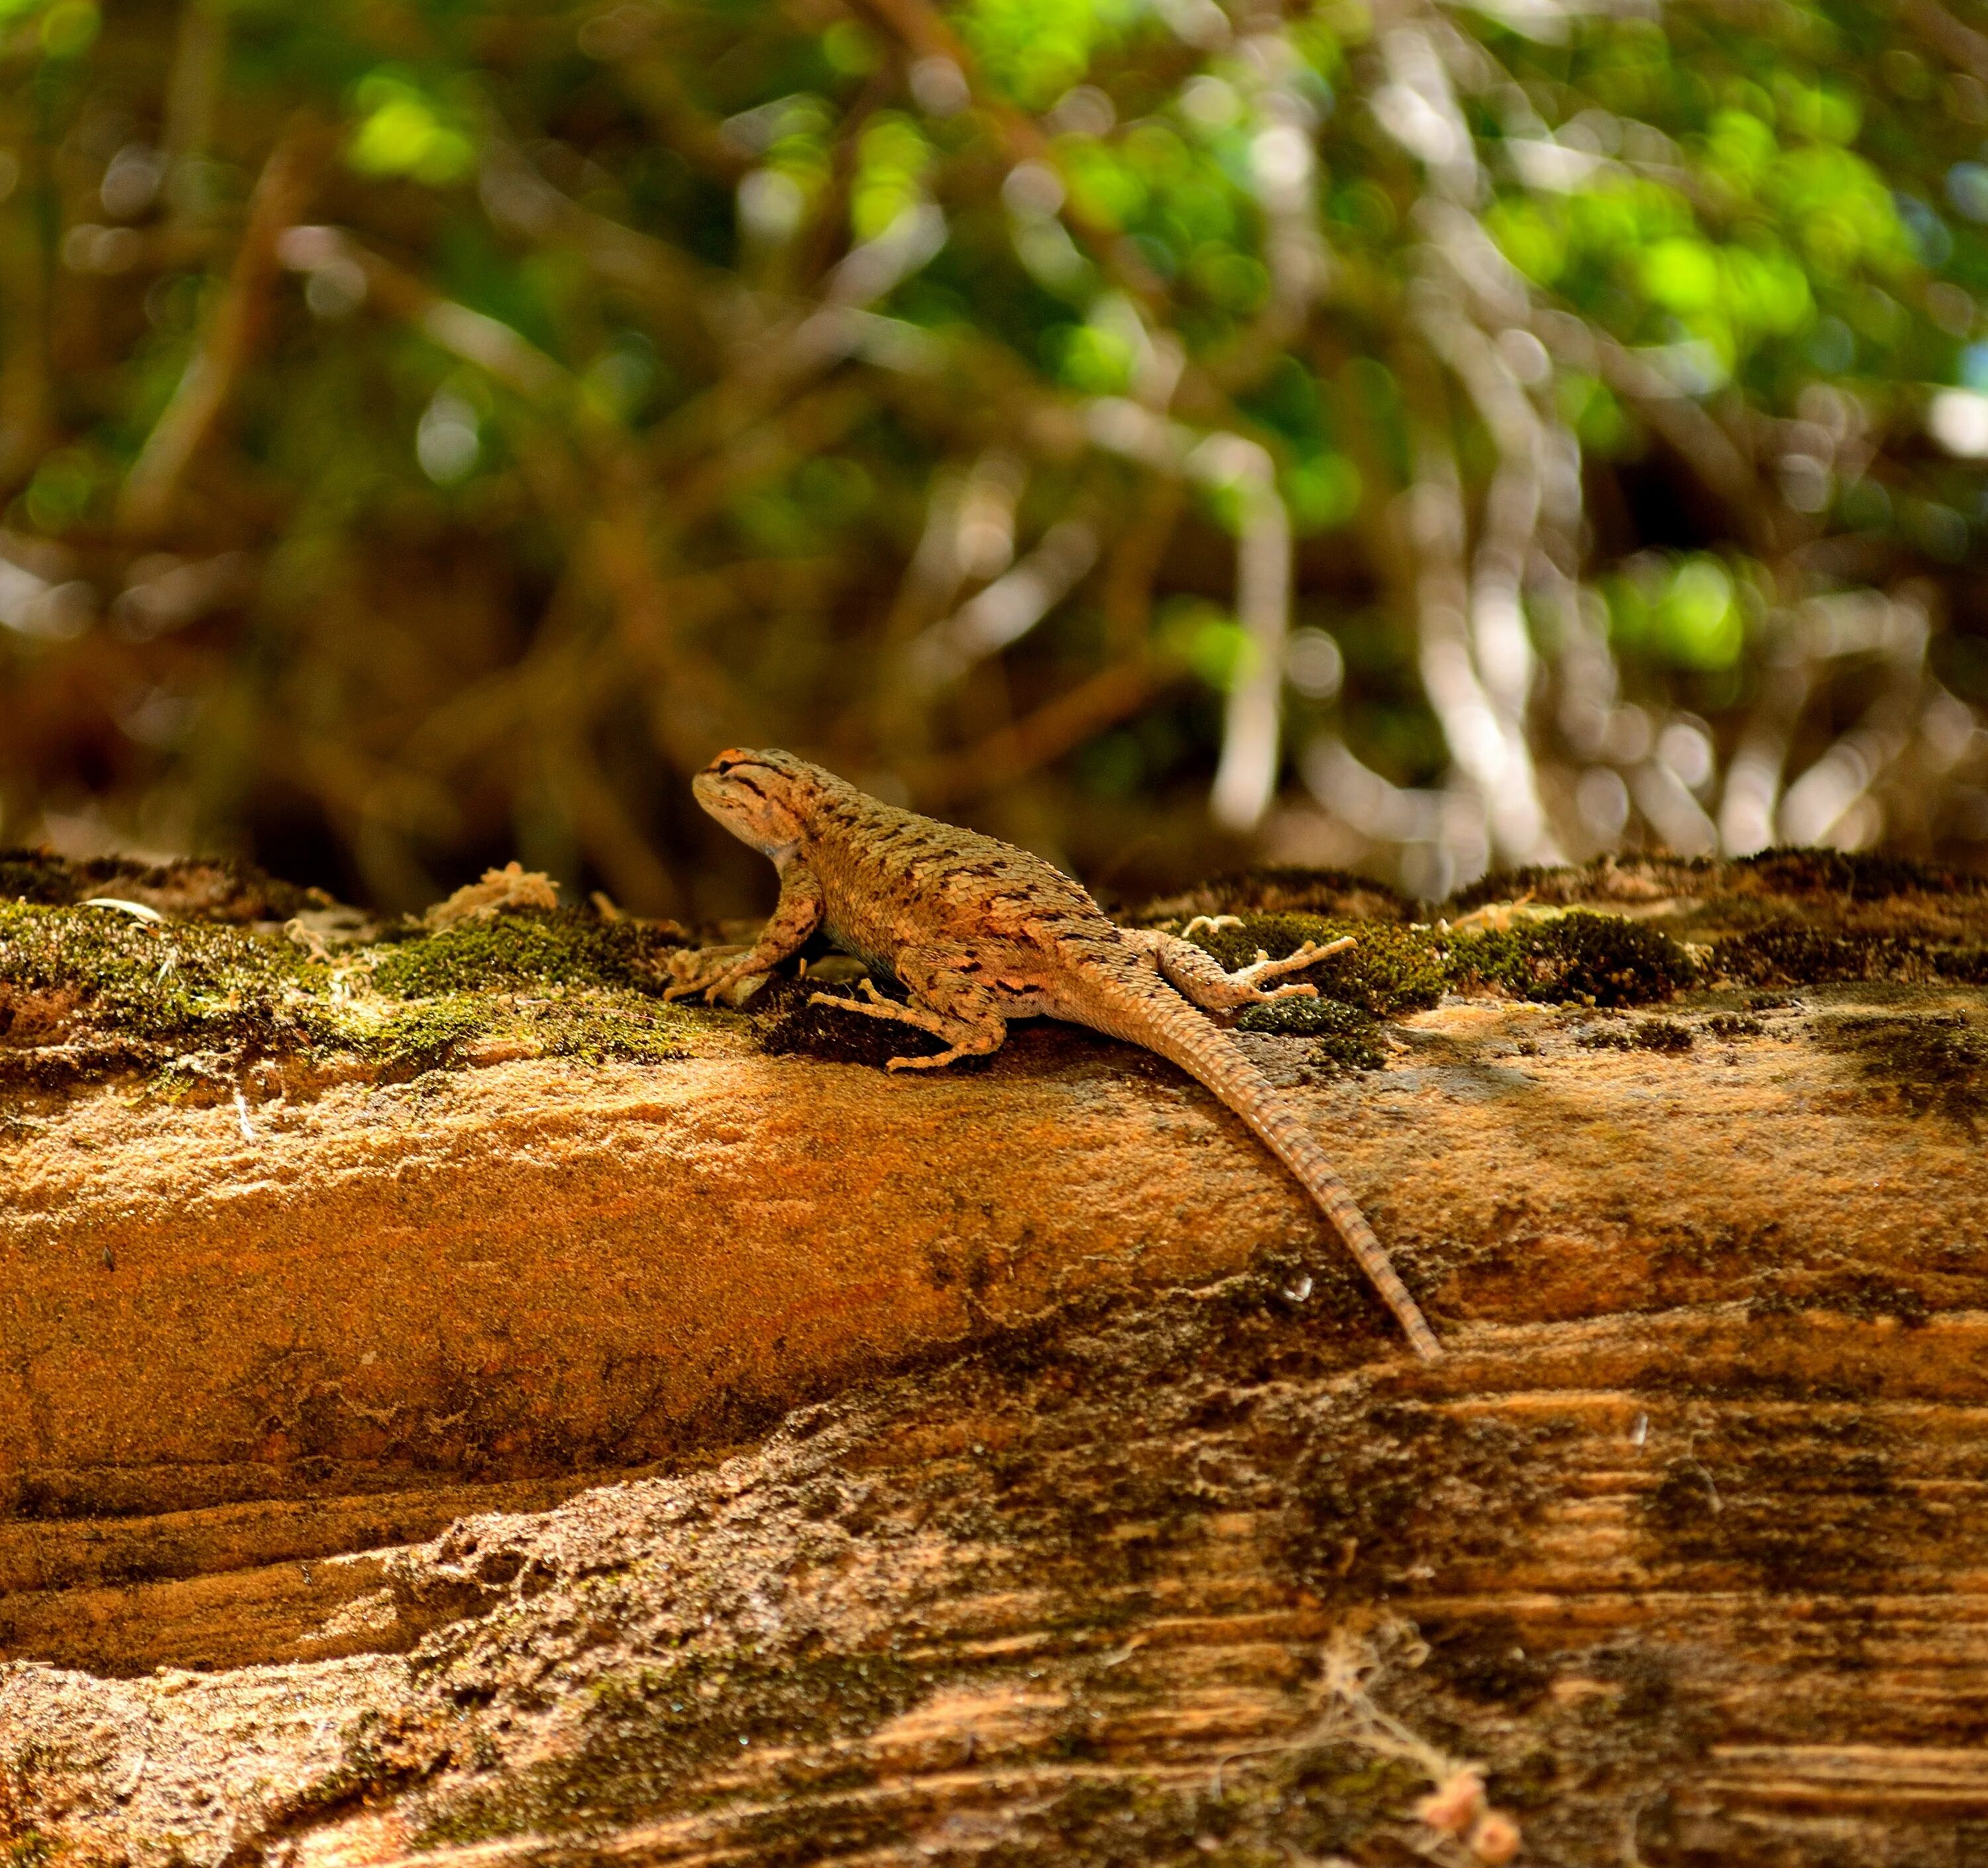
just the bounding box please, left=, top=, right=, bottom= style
left=1078, top=967, right=1443, bottom=1362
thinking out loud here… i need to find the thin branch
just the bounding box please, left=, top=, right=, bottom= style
left=118, top=119, right=325, bottom=539
left=541, top=734, right=685, bottom=916
left=161, top=0, right=230, bottom=220
left=910, top=653, right=1184, bottom=808
left=1896, top=0, right=1988, bottom=87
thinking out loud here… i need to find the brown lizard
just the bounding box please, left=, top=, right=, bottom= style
left=665, top=747, right=1441, bottom=1361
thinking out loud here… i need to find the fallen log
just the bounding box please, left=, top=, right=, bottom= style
left=0, top=853, right=1983, bottom=1865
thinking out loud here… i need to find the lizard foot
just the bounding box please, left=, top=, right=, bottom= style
left=809, top=987, right=1001, bottom=1068
left=884, top=1050, right=968, bottom=1071
left=1235, top=935, right=1356, bottom=995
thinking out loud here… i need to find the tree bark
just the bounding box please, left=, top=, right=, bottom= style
left=1, top=857, right=1984, bottom=1865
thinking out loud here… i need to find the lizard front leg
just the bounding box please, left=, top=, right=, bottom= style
left=808, top=947, right=1008, bottom=1070
left=663, top=861, right=824, bottom=1003
left=1117, top=928, right=1355, bottom=1012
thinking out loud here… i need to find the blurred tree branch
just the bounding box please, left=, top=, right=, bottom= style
left=0, top=0, right=1983, bottom=908
left=119, top=119, right=326, bottom=539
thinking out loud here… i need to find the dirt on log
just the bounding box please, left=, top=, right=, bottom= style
left=0, top=852, right=1985, bottom=1867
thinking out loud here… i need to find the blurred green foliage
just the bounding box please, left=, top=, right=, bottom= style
left=0, top=0, right=1985, bottom=916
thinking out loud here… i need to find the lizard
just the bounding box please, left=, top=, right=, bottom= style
left=664, top=747, right=1442, bottom=1361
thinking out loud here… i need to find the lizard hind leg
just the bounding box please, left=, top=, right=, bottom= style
left=808, top=957, right=1009, bottom=1071
left=1124, top=928, right=1356, bottom=1012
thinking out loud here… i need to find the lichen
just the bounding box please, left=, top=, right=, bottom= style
left=413, top=1649, right=922, bottom=1845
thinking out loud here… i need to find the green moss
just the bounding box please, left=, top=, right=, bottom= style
left=0, top=894, right=698, bottom=1091
left=1184, top=914, right=1448, bottom=1016
left=1448, top=911, right=1694, bottom=1008
left=1236, top=996, right=1386, bottom=1071
left=1178, top=908, right=1690, bottom=1020
left=1456, top=848, right=1983, bottom=911
left=366, top=999, right=493, bottom=1076
left=0, top=901, right=333, bottom=1052
left=1710, top=914, right=1988, bottom=987
left=539, top=1001, right=690, bottom=1065
left=1733, top=849, right=1981, bottom=901
left=415, top=1649, right=922, bottom=1845
left=1578, top=1017, right=1692, bottom=1053
left=369, top=909, right=679, bottom=997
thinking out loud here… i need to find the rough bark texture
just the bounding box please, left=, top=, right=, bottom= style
left=1, top=856, right=1985, bottom=1866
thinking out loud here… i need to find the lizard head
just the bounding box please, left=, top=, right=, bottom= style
left=692, top=748, right=814, bottom=860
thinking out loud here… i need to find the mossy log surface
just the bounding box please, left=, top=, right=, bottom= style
left=0, top=852, right=1985, bottom=1866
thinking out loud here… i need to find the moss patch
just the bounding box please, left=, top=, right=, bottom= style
left=1138, top=865, right=1413, bottom=924
left=0, top=901, right=332, bottom=1057
left=1183, top=915, right=1448, bottom=1016
left=537, top=1001, right=690, bottom=1065
left=415, top=1649, right=922, bottom=1845
left=1236, top=996, right=1386, bottom=1071
left=368, top=909, right=680, bottom=997
left=1815, top=1012, right=1988, bottom=1130
left=753, top=977, right=947, bottom=1068
left=1284, top=1398, right=1552, bottom=1604
left=0, top=886, right=694, bottom=1091
left=365, top=1000, right=494, bottom=1077
left=1637, top=1409, right=1935, bottom=1596
left=1577, top=1017, right=1694, bottom=1054
left=1446, top=912, right=1696, bottom=1009
left=1457, top=848, right=1985, bottom=912
left=1177, top=908, right=1692, bottom=1022
left=1708, top=914, right=1988, bottom=988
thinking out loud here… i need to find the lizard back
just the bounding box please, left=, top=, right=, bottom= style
left=789, top=771, right=1130, bottom=985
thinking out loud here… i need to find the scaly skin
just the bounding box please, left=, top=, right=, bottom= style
left=668, top=747, right=1442, bottom=1362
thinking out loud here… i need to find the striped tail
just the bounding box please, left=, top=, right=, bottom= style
left=1077, top=965, right=1443, bottom=1362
